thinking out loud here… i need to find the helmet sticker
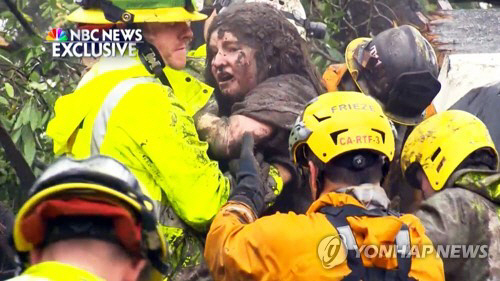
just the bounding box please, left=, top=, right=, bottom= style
left=339, top=135, right=382, bottom=146
left=368, top=45, right=382, bottom=67
left=331, top=103, right=376, bottom=113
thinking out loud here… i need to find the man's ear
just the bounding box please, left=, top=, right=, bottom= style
left=308, top=160, right=319, bottom=200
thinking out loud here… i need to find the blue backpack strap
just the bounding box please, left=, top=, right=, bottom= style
left=320, top=205, right=412, bottom=281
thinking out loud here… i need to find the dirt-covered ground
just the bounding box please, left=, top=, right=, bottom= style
left=430, top=8, right=500, bottom=54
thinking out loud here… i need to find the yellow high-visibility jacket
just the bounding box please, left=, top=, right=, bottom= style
left=46, top=54, right=230, bottom=274
left=7, top=261, right=105, bottom=281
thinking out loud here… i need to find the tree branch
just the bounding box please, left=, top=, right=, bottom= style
left=2, top=0, right=39, bottom=37
left=311, top=41, right=341, bottom=63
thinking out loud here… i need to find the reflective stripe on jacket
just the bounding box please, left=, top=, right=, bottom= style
left=7, top=261, right=105, bottom=281
left=205, top=192, right=445, bottom=281
left=46, top=55, right=229, bottom=276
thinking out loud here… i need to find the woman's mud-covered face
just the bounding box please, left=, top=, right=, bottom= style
left=209, top=30, right=258, bottom=100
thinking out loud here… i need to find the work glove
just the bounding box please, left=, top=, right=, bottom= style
left=228, top=156, right=282, bottom=207
left=228, top=133, right=267, bottom=216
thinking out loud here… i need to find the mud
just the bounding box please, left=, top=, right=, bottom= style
left=430, top=9, right=500, bottom=54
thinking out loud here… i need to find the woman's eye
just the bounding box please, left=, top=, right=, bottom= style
left=227, top=46, right=239, bottom=52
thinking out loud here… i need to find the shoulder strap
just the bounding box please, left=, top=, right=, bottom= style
left=395, top=224, right=411, bottom=280
left=321, top=205, right=364, bottom=281
left=320, top=205, right=411, bottom=281
left=137, top=41, right=172, bottom=87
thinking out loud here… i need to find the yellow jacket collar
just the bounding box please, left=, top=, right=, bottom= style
left=22, top=261, right=106, bottom=281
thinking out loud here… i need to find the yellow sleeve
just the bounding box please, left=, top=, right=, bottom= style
left=110, top=82, right=230, bottom=232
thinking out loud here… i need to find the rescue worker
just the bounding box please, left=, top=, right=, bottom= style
left=322, top=25, right=441, bottom=211
left=195, top=3, right=323, bottom=214
left=46, top=1, right=282, bottom=279
left=204, top=92, right=445, bottom=281
left=322, top=25, right=440, bottom=125
left=8, top=155, right=168, bottom=281
left=450, top=81, right=500, bottom=150
left=401, top=110, right=500, bottom=280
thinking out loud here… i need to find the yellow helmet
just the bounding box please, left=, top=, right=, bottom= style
left=401, top=110, right=499, bottom=191
left=289, top=91, right=395, bottom=166
left=67, top=0, right=207, bottom=24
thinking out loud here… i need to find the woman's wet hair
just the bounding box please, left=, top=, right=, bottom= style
left=205, top=3, right=323, bottom=114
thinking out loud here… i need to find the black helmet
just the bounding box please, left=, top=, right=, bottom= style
left=12, top=155, right=169, bottom=279
left=346, top=25, right=441, bottom=125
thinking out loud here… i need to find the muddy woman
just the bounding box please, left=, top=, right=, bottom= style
left=195, top=3, right=324, bottom=214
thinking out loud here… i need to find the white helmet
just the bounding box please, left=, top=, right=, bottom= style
left=195, top=0, right=204, bottom=11
left=215, top=0, right=324, bottom=40
left=244, top=0, right=307, bottom=39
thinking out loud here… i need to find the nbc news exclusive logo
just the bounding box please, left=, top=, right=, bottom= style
left=45, top=28, right=142, bottom=58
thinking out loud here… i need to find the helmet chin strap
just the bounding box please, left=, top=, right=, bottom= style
left=76, top=0, right=174, bottom=87
left=137, top=40, right=172, bottom=87
left=120, top=22, right=171, bottom=87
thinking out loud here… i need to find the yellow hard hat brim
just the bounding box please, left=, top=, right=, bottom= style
left=67, top=7, right=207, bottom=24
left=345, top=37, right=370, bottom=82
left=345, top=37, right=424, bottom=126
left=13, top=183, right=167, bottom=258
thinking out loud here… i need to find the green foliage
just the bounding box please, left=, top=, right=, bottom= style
left=0, top=0, right=492, bottom=212
left=0, top=0, right=83, bottom=210
left=303, top=0, right=345, bottom=74
left=302, top=0, right=442, bottom=74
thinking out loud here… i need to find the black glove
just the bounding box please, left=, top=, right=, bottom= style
left=228, top=133, right=266, bottom=216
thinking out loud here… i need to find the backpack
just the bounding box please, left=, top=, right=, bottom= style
left=320, top=204, right=417, bottom=281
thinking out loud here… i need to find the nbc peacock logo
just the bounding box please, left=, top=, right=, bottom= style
left=46, top=28, right=68, bottom=42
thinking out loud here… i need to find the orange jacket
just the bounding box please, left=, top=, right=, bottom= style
left=322, top=63, right=349, bottom=92
left=205, top=192, right=444, bottom=281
